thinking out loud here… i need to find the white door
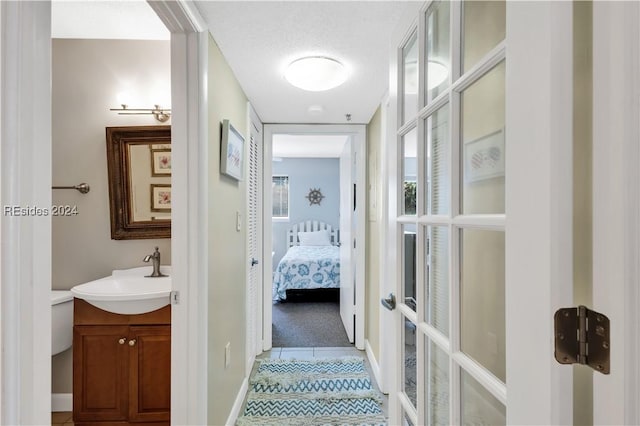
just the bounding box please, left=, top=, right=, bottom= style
left=591, top=1, right=640, bottom=423
left=246, top=105, right=263, bottom=372
left=339, top=139, right=355, bottom=343
left=384, top=1, right=575, bottom=424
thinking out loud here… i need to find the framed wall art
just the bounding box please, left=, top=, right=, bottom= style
left=151, top=149, right=172, bottom=176
left=463, top=128, right=505, bottom=182
left=220, top=119, right=245, bottom=181
left=150, top=184, right=172, bottom=212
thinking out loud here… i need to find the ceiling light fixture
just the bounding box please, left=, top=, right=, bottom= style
left=405, top=60, right=449, bottom=93
left=427, top=61, right=448, bottom=90
left=285, top=56, right=348, bottom=92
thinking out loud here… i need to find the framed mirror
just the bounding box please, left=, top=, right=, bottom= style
left=106, top=126, right=171, bottom=239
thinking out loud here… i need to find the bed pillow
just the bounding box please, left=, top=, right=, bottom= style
left=298, top=230, right=332, bottom=246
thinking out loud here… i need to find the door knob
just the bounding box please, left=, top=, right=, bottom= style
left=251, top=258, right=259, bottom=266
left=381, top=293, right=396, bottom=311
left=118, top=338, right=126, bottom=345
left=128, top=339, right=137, bottom=346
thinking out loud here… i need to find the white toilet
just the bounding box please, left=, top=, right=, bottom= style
left=51, top=290, right=73, bottom=356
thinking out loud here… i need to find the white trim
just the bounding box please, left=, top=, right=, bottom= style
left=51, top=393, right=72, bottom=413
left=262, top=127, right=273, bottom=350
left=365, top=340, right=384, bottom=394
left=147, top=0, right=206, bottom=33
left=1, top=2, right=52, bottom=424
left=378, top=93, right=392, bottom=396
left=452, top=352, right=506, bottom=405
left=262, top=124, right=367, bottom=350
left=505, top=2, right=574, bottom=424
left=398, top=391, right=418, bottom=426
left=147, top=2, right=209, bottom=424
left=592, top=2, right=640, bottom=424
left=225, top=377, right=249, bottom=426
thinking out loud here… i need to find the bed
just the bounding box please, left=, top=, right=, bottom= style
left=272, top=221, right=341, bottom=301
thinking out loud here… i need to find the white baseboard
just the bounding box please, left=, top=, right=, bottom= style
left=225, top=377, right=248, bottom=426
left=246, top=354, right=256, bottom=378
left=365, top=339, right=385, bottom=394
left=51, top=393, right=72, bottom=412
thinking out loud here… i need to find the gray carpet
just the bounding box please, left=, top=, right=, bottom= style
left=272, top=301, right=352, bottom=347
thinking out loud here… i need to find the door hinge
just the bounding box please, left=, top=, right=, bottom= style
left=554, top=305, right=610, bottom=374
left=170, top=290, right=180, bottom=305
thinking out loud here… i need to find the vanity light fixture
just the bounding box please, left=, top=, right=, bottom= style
left=285, top=56, right=348, bottom=92
left=110, top=104, right=171, bottom=123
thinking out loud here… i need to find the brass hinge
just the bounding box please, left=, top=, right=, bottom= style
left=554, top=305, right=610, bottom=374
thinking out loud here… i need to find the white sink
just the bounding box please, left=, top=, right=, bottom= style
left=71, top=266, right=171, bottom=315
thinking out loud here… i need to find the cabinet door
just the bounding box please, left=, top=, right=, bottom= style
left=128, top=325, right=171, bottom=423
left=73, top=325, right=129, bottom=422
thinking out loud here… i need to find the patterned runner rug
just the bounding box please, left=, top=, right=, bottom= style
left=236, top=357, right=386, bottom=426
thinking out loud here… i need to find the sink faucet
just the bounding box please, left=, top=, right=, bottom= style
left=143, top=247, right=166, bottom=278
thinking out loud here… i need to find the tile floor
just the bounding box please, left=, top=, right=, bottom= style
left=51, top=411, right=73, bottom=426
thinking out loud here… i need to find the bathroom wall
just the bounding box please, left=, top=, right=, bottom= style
left=52, top=39, right=171, bottom=394
left=206, top=34, right=249, bottom=426
left=365, top=105, right=383, bottom=362
left=271, top=158, right=340, bottom=267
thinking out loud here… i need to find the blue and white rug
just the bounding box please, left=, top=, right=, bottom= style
left=236, top=357, right=386, bottom=426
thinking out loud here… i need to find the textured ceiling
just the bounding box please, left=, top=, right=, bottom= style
left=52, top=0, right=414, bottom=125
left=52, top=0, right=170, bottom=40
left=195, top=1, right=414, bottom=124
left=273, top=134, right=349, bottom=158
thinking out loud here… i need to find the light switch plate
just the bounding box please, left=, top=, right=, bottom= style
left=236, top=211, right=241, bottom=231
left=225, top=342, right=231, bottom=368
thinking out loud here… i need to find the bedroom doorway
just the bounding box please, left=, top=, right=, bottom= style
left=262, top=124, right=366, bottom=351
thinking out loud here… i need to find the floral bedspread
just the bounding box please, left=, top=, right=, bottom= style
left=272, top=245, right=341, bottom=301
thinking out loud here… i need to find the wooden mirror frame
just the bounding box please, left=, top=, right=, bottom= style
left=106, top=126, right=171, bottom=239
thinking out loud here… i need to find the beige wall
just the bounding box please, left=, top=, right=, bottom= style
left=206, top=34, right=249, bottom=425
left=52, top=39, right=171, bottom=394
left=366, top=105, right=383, bottom=361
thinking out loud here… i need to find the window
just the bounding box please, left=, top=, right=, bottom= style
left=272, top=176, right=289, bottom=219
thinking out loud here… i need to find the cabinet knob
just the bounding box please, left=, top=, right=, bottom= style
left=128, top=339, right=137, bottom=346
left=118, top=338, right=126, bottom=345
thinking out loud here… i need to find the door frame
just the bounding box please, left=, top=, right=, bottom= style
left=0, top=3, right=52, bottom=422
left=592, top=1, right=640, bottom=424
left=262, top=124, right=367, bottom=350
left=0, top=1, right=209, bottom=424
left=148, top=2, right=209, bottom=424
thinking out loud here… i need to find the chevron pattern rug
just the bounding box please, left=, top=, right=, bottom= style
left=236, top=357, right=386, bottom=426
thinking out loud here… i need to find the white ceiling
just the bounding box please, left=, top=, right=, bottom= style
left=51, top=0, right=170, bottom=40
left=272, top=134, right=349, bottom=158
left=52, top=0, right=415, bottom=124
left=194, top=1, right=412, bottom=124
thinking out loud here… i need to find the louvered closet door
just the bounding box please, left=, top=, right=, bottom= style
left=247, top=112, right=263, bottom=367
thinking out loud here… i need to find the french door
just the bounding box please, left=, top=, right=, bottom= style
left=386, top=1, right=578, bottom=424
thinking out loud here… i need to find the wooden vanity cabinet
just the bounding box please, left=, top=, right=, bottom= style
left=73, top=299, right=170, bottom=425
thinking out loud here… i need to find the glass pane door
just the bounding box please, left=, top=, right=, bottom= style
left=395, top=1, right=506, bottom=424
